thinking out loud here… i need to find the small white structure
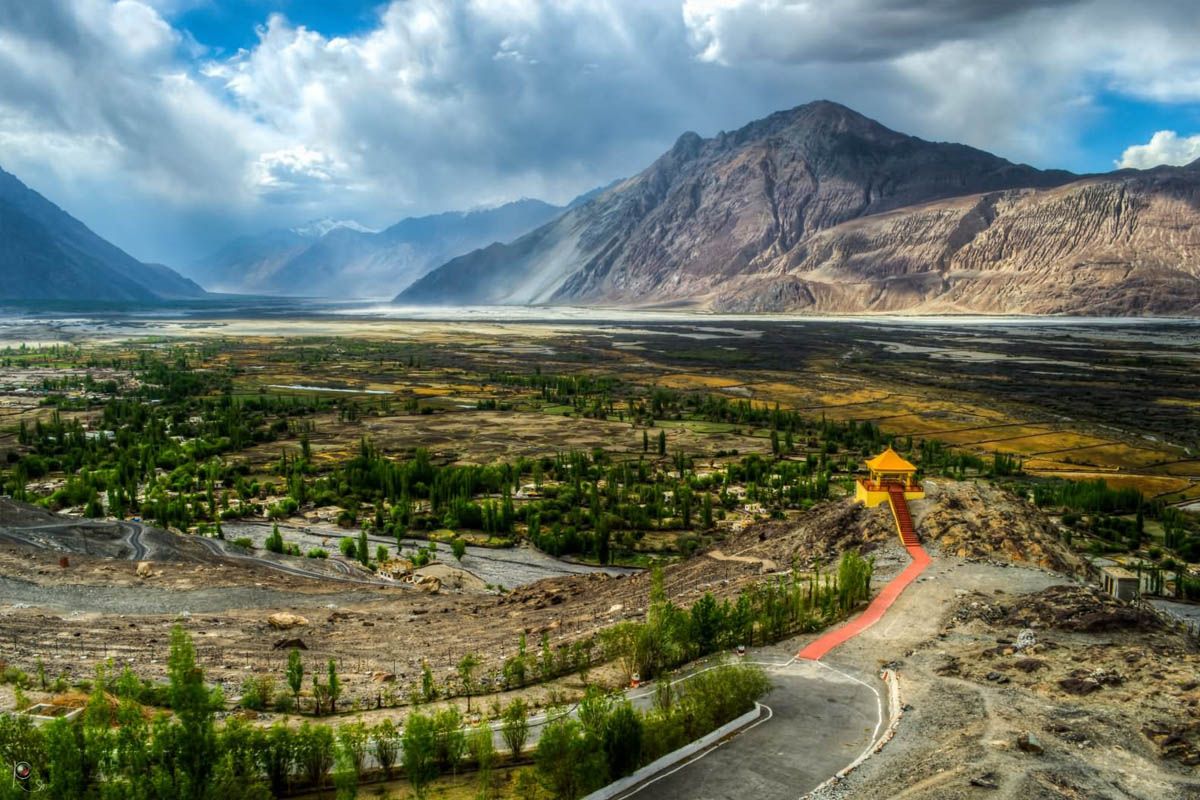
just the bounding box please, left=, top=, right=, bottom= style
left=19, top=704, right=82, bottom=726
left=1100, top=566, right=1139, bottom=602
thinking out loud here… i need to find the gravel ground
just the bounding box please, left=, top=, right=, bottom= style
left=221, top=520, right=638, bottom=589
left=810, top=558, right=1200, bottom=800
left=0, top=574, right=382, bottom=615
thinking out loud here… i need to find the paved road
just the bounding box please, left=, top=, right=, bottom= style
left=615, top=655, right=882, bottom=800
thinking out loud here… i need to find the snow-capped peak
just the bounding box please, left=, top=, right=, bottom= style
left=292, top=218, right=377, bottom=238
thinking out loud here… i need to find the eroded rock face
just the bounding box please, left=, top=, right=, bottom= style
left=399, top=100, right=1200, bottom=315
left=714, top=173, right=1200, bottom=315
left=911, top=482, right=1085, bottom=572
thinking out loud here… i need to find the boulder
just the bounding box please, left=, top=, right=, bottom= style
left=135, top=561, right=153, bottom=578
left=414, top=575, right=441, bottom=594
left=267, top=613, right=309, bottom=630
left=1016, top=732, right=1044, bottom=755
left=1058, top=677, right=1101, bottom=695
left=273, top=637, right=308, bottom=651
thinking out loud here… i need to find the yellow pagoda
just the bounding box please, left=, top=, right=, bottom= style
left=855, top=446, right=924, bottom=508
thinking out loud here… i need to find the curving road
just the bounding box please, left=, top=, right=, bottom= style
left=611, top=653, right=882, bottom=800
left=189, top=534, right=395, bottom=586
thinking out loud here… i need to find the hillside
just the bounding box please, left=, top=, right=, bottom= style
left=192, top=199, right=574, bottom=299
left=398, top=101, right=1200, bottom=315
left=0, top=167, right=205, bottom=302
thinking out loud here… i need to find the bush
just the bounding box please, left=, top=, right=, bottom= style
left=265, top=525, right=285, bottom=554
left=306, top=548, right=328, bottom=559
left=240, top=675, right=275, bottom=711
left=338, top=538, right=357, bottom=558
left=231, top=537, right=255, bottom=550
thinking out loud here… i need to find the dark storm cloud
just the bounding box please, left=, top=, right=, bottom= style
left=684, top=0, right=1086, bottom=65
left=0, top=0, right=1199, bottom=264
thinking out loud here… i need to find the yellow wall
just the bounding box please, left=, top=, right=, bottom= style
left=855, top=480, right=924, bottom=508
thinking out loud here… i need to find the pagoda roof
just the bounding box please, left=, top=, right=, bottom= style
left=866, top=447, right=917, bottom=473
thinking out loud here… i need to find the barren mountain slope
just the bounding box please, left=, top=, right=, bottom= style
left=400, top=101, right=1200, bottom=315
left=399, top=101, right=1076, bottom=307
left=716, top=167, right=1200, bottom=314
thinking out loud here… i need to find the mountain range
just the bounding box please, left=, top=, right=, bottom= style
left=189, top=193, right=605, bottom=299
left=399, top=101, right=1200, bottom=315
left=4, top=100, right=1200, bottom=314
left=0, top=167, right=204, bottom=302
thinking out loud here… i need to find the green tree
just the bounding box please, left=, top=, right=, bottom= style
left=337, top=721, right=369, bottom=777
left=451, top=537, right=467, bottom=561
left=259, top=723, right=295, bottom=796
left=603, top=700, right=643, bottom=779
left=434, top=707, right=467, bottom=774
left=373, top=719, right=400, bottom=780
left=167, top=624, right=218, bottom=799
left=265, top=523, right=285, bottom=554
left=357, top=527, right=370, bottom=565
left=469, top=721, right=497, bottom=800
left=688, top=592, right=724, bottom=657
left=500, top=698, right=529, bottom=759
left=286, top=648, right=305, bottom=711
left=333, top=748, right=358, bottom=800
left=599, top=621, right=643, bottom=684
left=296, top=722, right=335, bottom=794
left=535, top=716, right=605, bottom=799
left=402, top=711, right=439, bottom=799
left=657, top=430, right=666, bottom=456
left=326, top=659, right=341, bottom=714
left=421, top=661, right=437, bottom=703
left=457, top=653, right=481, bottom=712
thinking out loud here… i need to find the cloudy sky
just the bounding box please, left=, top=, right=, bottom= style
left=1, top=0, right=1199, bottom=267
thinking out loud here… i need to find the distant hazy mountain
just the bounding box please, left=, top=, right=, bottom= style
left=398, top=100, right=1200, bottom=315
left=191, top=198, right=584, bottom=299
left=0, top=166, right=205, bottom=302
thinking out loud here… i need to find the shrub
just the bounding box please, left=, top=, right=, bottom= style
left=231, top=537, right=255, bottom=550
left=240, top=675, right=275, bottom=711
left=307, top=548, right=328, bottom=559
left=265, top=525, right=285, bottom=554
left=338, top=538, right=357, bottom=558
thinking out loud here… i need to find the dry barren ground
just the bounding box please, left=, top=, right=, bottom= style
left=0, top=481, right=1197, bottom=799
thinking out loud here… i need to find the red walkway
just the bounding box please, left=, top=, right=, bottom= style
left=797, top=490, right=931, bottom=661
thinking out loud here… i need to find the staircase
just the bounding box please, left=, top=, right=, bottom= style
left=886, top=483, right=920, bottom=547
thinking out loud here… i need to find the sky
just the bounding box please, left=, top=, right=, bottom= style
left=1, top=0, right=1200, bottom=267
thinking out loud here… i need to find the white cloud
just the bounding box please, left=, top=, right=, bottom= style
left=251, top=145, right=344, bottom=198
left=3, top=0, right=1200, bottom=264
left=108, top=0, right=179, bottom=58
left=1118, top=130, right=1200, bottom=169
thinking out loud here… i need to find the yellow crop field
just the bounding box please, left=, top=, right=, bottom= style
left=656, top=373, right=745, bottom=390
left=1022, top=470, right=1192, bottom=498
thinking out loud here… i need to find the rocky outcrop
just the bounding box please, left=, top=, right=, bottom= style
left=914, top=481, right=1086, bottom=572
left=399, top=101, right=1200, bottom=316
